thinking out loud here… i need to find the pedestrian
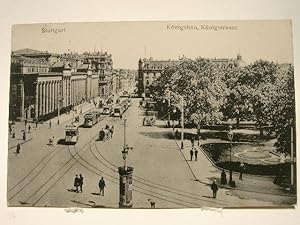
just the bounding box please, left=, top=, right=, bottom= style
left=28, top=125, right=31, bottom=133
left=191, top=136, right=195, bottom=148
left=74, top=175, right=80, bottom=193
left=190, top=148, right=194, bottom=161
left=79, top=174, right=83, bottom=193
left=35, top=120, right=38, bottom=128
left=16, top=143, right=20, bottom=154
left=98, top=177, right=106, bottom=196
left=239, top=162, right=245, bottom=180
left=9, top=124, right=12, bottom=135
left=211, top=180, right=218, bottom=198
left=12, top=130, right=15, bottom=138
left=52, top=136, right=55, bottom=146
left=22, top=131, right=26, bottom=141
left=148, top=199, right=156, bottom=208
left=49, top=120, right=52, bottom=128
left=221, top=169, right=227, bottom=185
left=110, top=125, right=114, bottom=137
left=194, top=148, right=198, bottom=161
left=24, top=119, right=27, bottom=128
left=175, top=129, right=179, bottom=139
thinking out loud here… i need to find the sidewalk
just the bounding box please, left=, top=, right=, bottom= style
left=8, top=98, right=101, bottom=150
left=178, top=138, right=295, bottom=197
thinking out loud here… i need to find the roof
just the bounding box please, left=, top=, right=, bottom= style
left=13, top=48, right=50, bottom=56
left=11, top=54, right=49, bottom=65
left=51, top=61, right=71, bottom=69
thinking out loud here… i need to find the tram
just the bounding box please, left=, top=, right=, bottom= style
left=83, top=111, right=101, bottom=127
left=113, top=105, right=123, bottom=117
left=102, top=104, right=112, bottom=115
left=65, top=124, right=79, bottom=144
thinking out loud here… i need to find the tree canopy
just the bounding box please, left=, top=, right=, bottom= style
left=149, top=58, right=295, bottom=155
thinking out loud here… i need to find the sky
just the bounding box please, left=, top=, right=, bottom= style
left=11, top=20, right=293, bottom=69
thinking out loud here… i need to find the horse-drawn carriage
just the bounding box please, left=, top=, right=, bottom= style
left=98, top=125, right=114, bottom=141
left=143, top=116, right=156, bottom=126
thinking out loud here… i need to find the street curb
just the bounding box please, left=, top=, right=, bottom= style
left=8, top=137, right=33, bottom=150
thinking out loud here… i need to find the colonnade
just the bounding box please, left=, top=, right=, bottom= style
left=33, top=74, right=100, bottom=120
left=36, top=80, right=62, bottom=119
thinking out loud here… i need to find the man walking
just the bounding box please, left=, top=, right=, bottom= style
left=74, top=175, right=80, bottom=193
left=239, top=162, right=245, bottom=180
left=16, top=143, right=20, bottom=154
left=191, top=137, right=195, bottom=148
left=190, top=148, right=194, bottom=161
left=79, top=174, right=83, bottom=193
left=28, top=125, right=31, bottom=133
left=49, top=120, right=52, bottom=128
left=99, top=177, right=106, bottom=196
left=194, top=148, right=198, bottom=161
left=211, top=180, right=218, bottom=198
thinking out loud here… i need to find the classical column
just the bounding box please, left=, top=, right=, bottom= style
left=46, top=82, right=49, bottom=114
left=42, top=82, right=46, bottom=115
left=35, top=82, right=39, bottom=120
left=39, top=82, right=42, bottom=117
left=48, top=82, right=52, bottom=113
left=18, top=80, right=25, bottom=120
left=51, top=81, right=55, bottom=112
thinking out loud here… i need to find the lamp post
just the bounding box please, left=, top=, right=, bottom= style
left=173, top=96, right=185, bottom=150
left=227, top=125, right=234, bottom=185
left=290, top=120, right=295, bottom=192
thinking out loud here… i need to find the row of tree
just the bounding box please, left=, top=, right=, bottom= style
left=149, top=58, right=295, bottom=155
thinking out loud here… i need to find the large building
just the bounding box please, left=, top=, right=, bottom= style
left=84, top=51, right=113, bottom=98
left=137, top=54, right=246, bottom=97
left=9, top=49, right=110, bottom=121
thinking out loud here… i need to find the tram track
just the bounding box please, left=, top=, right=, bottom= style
left=90, top=142, right=230, bottom=207
left=8, top=113, right=110, bottom=206
left=70, top=142, right=200, bottom=208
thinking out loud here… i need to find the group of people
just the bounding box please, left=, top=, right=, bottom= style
left=73, top=175, right=106, bottom=196
left=189, top=148, right=199, bottom=161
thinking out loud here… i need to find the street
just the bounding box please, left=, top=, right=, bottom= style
left=7, top=98, right=293, bottom=208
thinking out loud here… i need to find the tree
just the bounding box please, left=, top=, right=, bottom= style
left=269, top=65, right=295, bottom=155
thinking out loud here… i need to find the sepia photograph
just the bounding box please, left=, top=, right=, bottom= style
left=7, top=20, right=296, bottom=209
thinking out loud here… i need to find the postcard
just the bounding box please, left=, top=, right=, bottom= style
left=7, top=20, right=296, bottom=208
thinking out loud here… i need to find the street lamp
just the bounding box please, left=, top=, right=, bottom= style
left=227, top=125, right=234, bottom=185
left=122, top=146, right=129, bottom=170
left=172, top=96, right=185, bottom=150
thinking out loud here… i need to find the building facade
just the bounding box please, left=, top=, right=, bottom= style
left=9, top=49, right=103, bottom=121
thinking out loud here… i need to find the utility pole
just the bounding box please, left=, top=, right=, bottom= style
left=291, top=124, right=295, bottom=190
left=167, top=90, right=171, bottom=127
left=181, top=95, right=184, bottom=149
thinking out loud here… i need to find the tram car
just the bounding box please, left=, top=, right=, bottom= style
left=102, top=104, right=112, bottom=115
left=113, top=105, right=124, bottom=117
left=121, top=99, right=130, bottom=110
left=65, top=124, right=79, bottom=144
left=83, top=111, right=100, bottom=127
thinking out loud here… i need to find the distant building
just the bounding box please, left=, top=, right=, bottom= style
left=137, top=54, right=246, bottom=97
left=84, top=52, right=113, bottom=98
left=138, top=57, right=182, bottom=97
